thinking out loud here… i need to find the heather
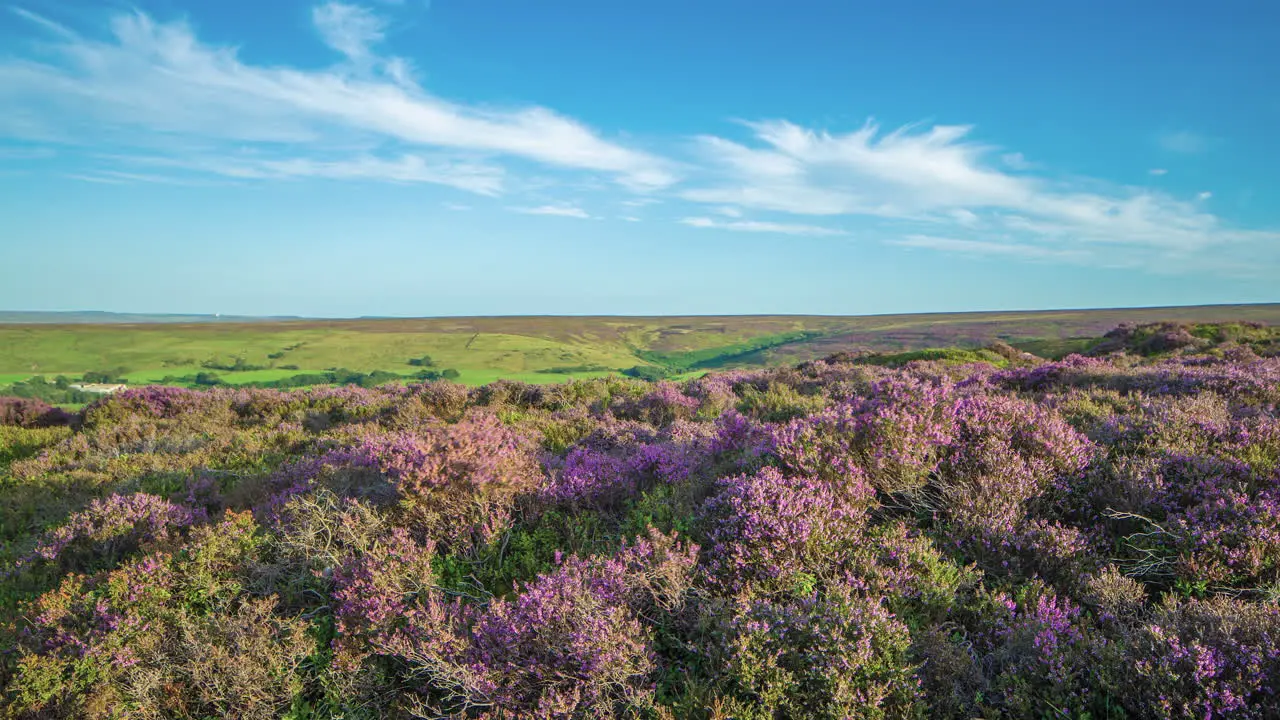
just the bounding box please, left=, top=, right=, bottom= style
left=2, top=344, right=1280, bottom=718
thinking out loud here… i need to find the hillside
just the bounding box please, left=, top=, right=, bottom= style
left=2, top=304, right=1278, bottom=389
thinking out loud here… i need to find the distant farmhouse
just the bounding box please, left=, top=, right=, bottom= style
left=69, top=383, right=127, bottom=394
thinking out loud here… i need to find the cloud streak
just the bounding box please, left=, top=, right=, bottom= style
left=513, top=204, right=592, bottom=219
left=680, top=216, right=846, bottom=236
left=890, top=234, right=1079, bottom=260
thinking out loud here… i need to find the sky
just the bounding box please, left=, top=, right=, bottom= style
left=0, top=0, right=1277, bottom=317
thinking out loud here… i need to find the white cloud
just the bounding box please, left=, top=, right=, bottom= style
left=513, top=204, right=591, bottom=219
left=0, top=9, right=676, bottom=192
left=443, top=201, right=471, bottom=211
left=1158, top=130, right=1210, bottom=154
left=679, top=216, right=846, bottom=237
left=1197, top=191, right=1213, bottom=201
left=619, top=216, right=641, bottom=222
left=713, top=206, right=743, bottom=217
left=686, top=120, right=1029, bottom=217
left=683, top=119, right=1276, bottom=260
left=312, top=2, right=386, bottom=62
left=1148, top=168, right=1168, bottom=176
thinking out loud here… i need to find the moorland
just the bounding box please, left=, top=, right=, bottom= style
left=1, top=315, right=1280, bottom=718
left=3, top=304, right=1280, bottom=399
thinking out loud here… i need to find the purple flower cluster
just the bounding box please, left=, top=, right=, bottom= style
left=704, top=466, right=875, bottom=593
left=20, top=492, right=204, bottom=570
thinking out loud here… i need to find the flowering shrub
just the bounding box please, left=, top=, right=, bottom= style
left=773, top=374, right=958, bottom=496
left=703, top=466, right=874, bottom=595
left=0, top=396, right=75, bottom=428
left=470, top=556, right=658, bottom=718
left=723, top=587, right=922, bottom=719
left=1121, top=595, right=1280, bottom=719
left=8, top=512, right=311, bottom=719
left=4, top=332, right=1280, bottom=718
left=16, top=492, right=204, bottom=573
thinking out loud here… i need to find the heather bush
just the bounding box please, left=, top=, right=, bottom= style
left=722, top=587, right=923, bottom=719
left=702, top=466, right=875, bottom=595
left=0, top=396, right=75, bottom=428
left=1118, top=595, right=1280, bottom=719
left=469, top=553, right=658, bottom=718
left=735, top=380, right=826, bottom=423
left=7, top=512, right=311, bottom=719
left=15, top=492, right=205, bottom=575
left=331, top=410, right=543, bottom=548
left=610, top=381, right=701, bottom=426
left=972, top=586, right=1107, bottom=718
left=773, top=374, right=958, bottom=497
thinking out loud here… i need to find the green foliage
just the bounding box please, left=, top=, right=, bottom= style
left=859, top=347, right=1008, bottom=368
left=622, top=365, right=669, bottom=381
left=82, top=369, right=131, bottom=384
left=736, top=381, right=827, bottom=422
left=2, top=375, right=95, bottom=404
left=201, top=356, right=268, bottom=372
left=0, top=425, right=73, bottom=470
left=634, top=330, right=824, bottom=372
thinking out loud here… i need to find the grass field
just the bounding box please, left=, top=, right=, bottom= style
left=2, top=304, right=1278, bottom=388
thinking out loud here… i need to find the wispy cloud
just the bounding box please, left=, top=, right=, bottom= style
left=1001, top=152, right=1032, bottom=170
left=1197, top=191, right=1213, bottom=201
left=115, top=152, right=503, bottom=194
left=1148, top=168, right=1168, bottom=176
left=679, top=216, right=846, bottom=236
left=682, top=119, right=1276, bottom=263
left=0, top=7, right=676, bottom=192
left=513, top=204, right=592, bottom=219
left=9, top=6, right=77, bottom=39
left=312, top=2, right=386, bottom=63
left=443, top=201, right=471, bottom=211
left=1158, top=130, right=1211, bottom=154
left=889, top=234, right=1078, bottom=260
left=64, top=169, right=228, bottom=186
left=619, top=216, right=641, bottom=222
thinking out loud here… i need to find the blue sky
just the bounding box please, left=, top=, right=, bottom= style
left=1, top=0, right=1277, bottom=317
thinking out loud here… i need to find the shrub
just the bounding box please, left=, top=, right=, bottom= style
left=723, top=587, right=922, bottom=719
left=470, top=553, right=659, bottom=718
left=0, top=396, right=75, bottom=428
left=1119, top=595, right=1280, bottom=719
left=703, top=466, right=874, bottom=595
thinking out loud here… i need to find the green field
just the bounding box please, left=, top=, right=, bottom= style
left=2, top=304, right=1279, bottom=390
